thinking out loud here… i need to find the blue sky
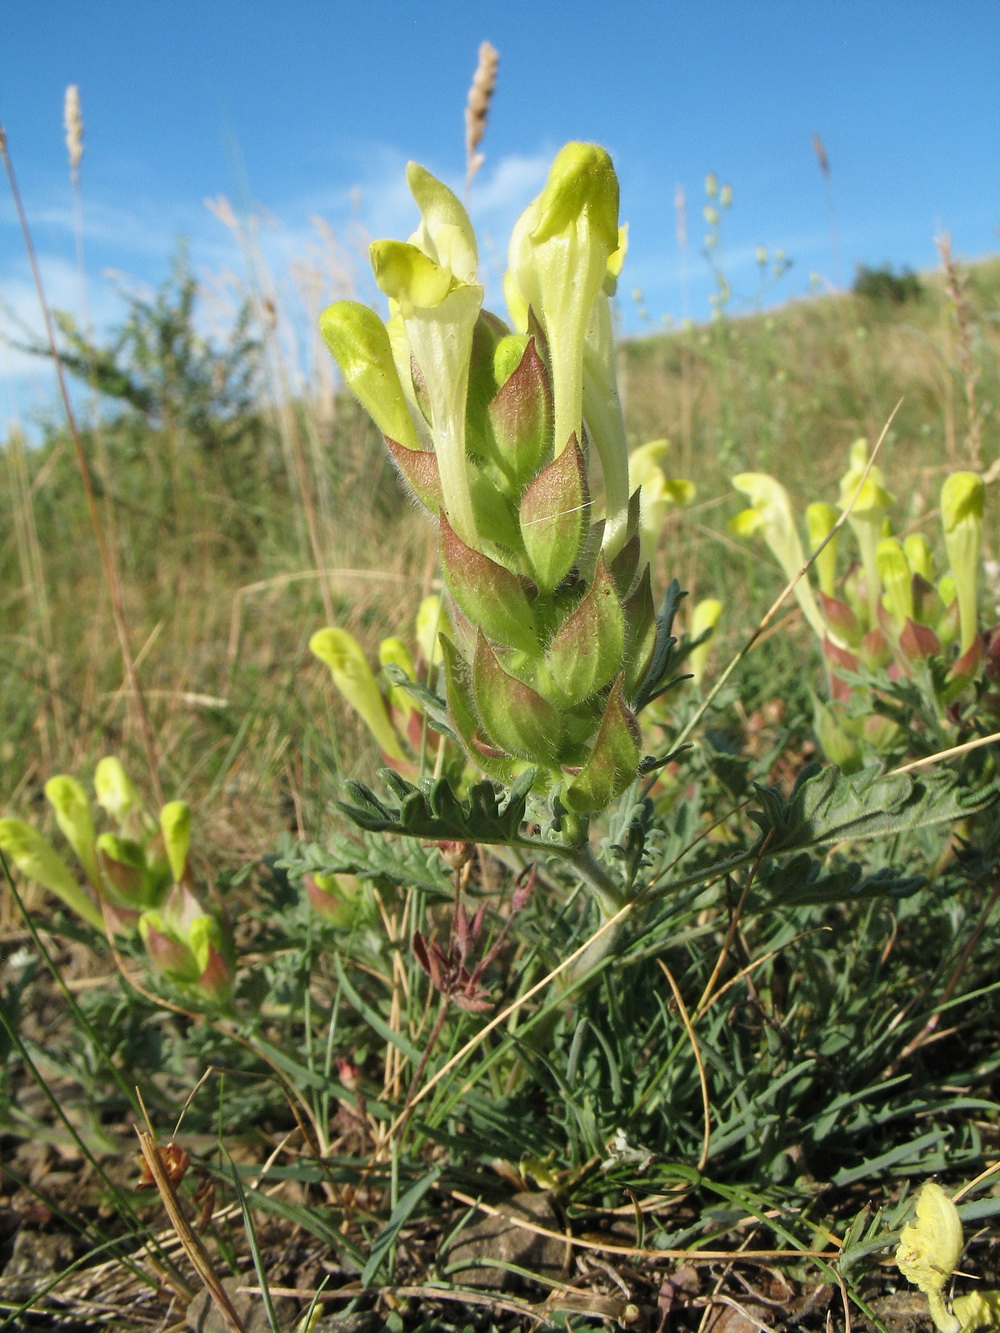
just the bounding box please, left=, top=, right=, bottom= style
left=1, top=1, right=997, bottom=422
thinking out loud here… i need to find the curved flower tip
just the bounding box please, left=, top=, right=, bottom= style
left=405, top=162, right=478, bottom=283
left=44, top=774, right=99, bottom=887
left=159, top=801, right=191, bottom=885
left=94, top=756, right=140, bottom=824
left=319, top=300, right=418, bottom=449
left=531, top=143, right=620, bottom=251
left=838, top=437, right=894, bottom=516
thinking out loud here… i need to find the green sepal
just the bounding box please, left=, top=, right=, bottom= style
left=319, top=301, right=418, bottom=448
left=819, top=592, right=863, bottom=646
left=518, top=435, right=589, bottom=592
left=439, top=635, right=519, bottom=783
left=140, top=912, right=200, bottom=984
left=545, top=554, right=625, bottom=706
left=467, top=469, right=523, bottom=551
left=609, top=489, right=642, bottom=596
left=384, top=437, right=443, bottom=512
left=812, top=698, right=862, bottom=773
left=95, top=832, right=146, bottom=903
left=44, top=775, right=100, bottom=888
left=440, top=514, right=540, bottom=654
left=0, top=818, right=104, bottom=931
left=473, top=633, right=561, bottom=763
left=899, top=618, right=941, bottom=664
left=563, top=677, right=641, bottom=814
left=488, top=336, right=553, bottom=489
left=465, top=312, right=508, bottom=461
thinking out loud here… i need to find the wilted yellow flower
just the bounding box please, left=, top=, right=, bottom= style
left=895, top=1181, right=963, bottom=1333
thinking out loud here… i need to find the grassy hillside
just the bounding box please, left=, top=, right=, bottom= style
left=2, top=255, right=997, bottom=879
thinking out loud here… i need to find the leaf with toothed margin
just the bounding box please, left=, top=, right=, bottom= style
left=382, top=664, right=458, bottom=742
left=384, top=437, right=443, bottom=512
left=519, top=435, right=589, bottom=593
left=336, top=767, right=538, bottom=844
left=609, top=489, right=643, bottom=595
left=439, top=514, right=539, bottom=654
left=748, top=761, right=1000, bottom=856
left=545, top=555, right=625, bottom=706
left=564, top=677, right=641, bottom=814
left=473, top=634, right=561, bottom=762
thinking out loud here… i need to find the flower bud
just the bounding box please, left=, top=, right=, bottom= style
left=507, top=143, right=620, bottom=464
left=876, top=537, right=914, bottom=629
left=904, top=533, right=935, bottom=583
left=319, top=301, right=419, bottom=450
left=838, top=439, right=894, bottom=628
left=96, top=833, right=146, bottom=905
left=379, top=636, right=419, bottom=725
left=415, top=594, right=447, bottom=667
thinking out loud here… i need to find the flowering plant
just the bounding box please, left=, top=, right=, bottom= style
left=0, top=758, right=234, bottom=1003
left=315, top=144, right=703, bottom=907
left=731, top=439, right=991, bottom=768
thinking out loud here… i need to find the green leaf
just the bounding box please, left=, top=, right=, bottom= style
left=361, top=1167, right=441, bottom=1287
left=336, top=769, right=536, bottom=846
left=754, top=853, right=925, bottom=907
left=748, top=763, right=1000, bottom=855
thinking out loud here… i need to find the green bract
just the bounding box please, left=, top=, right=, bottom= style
left=319, top=145, right=688, bottom=815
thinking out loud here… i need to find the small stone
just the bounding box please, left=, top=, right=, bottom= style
left=185, top=1275, right=296, bottom=1333
left=446, top=1191, right=569, bottom=1290
left=307, top=1315, right=382, bottom=1333
left=0, top=1229, right=79, bottom=1301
